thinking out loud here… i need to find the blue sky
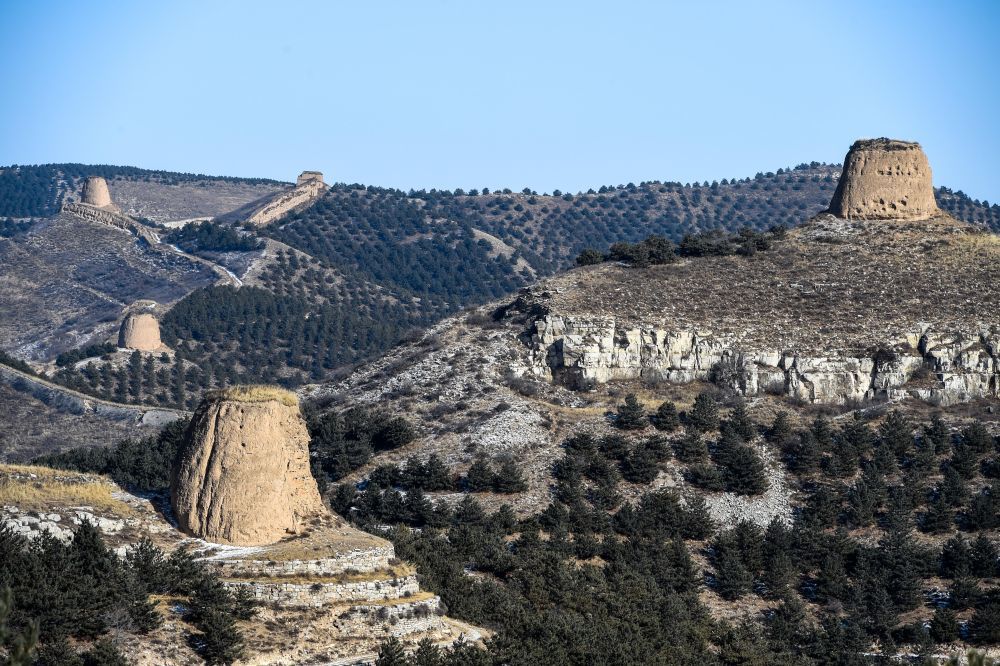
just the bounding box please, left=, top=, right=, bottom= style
left=1, top=0, right=998, bottom=201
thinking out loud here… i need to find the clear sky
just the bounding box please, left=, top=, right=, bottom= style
left=1, top=0, right=998, bottom=201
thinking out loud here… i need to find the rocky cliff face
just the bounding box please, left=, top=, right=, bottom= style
left=170, top=386, right=327, bottom=545
left=503, top=212, right=999, bottom=406
left=518, top=313, right=997, bottom=406
left=828, top=138, right=938, bottom=221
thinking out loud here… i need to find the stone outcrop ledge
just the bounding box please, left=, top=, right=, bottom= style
left=513, top=314, right=998, bottom=406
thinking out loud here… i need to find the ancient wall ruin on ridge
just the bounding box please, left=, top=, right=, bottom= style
left=63, top=176, right=138, bottom=230
left=297, top=170, right=324, bottom=187
left=247, top=170, right=327, bottom=225
left=828, top=138, right=938, bottom=221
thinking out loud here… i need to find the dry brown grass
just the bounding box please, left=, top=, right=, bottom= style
left=206, top=384, right=298, bottom=407
left=0, top=464, right=129, bottom=513
left=238, top=520, right=390, bottom=562
left=535, top=213, right=1000, bottom=353
left=353, top=590, right=436, bottom=606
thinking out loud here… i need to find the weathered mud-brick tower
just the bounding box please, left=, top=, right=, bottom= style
left=171, top=386, right=327, bottom=546
left=81, top=176, right=117, bottom=210
left=828, top=138, right=938, bottom=221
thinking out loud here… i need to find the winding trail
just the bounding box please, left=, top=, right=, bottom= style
left=143, top=229, right=243, bottom=287
left=0, top=362, right=188, bottom=425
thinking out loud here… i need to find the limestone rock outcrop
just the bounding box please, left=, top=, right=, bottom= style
left=247, top=170, right=327, bottom=226
left=170, top=386, right=327, bottom=546
left=118, top=313, right=162, bottom=351
left=515, top=314, right=997, bottom=406
left=499, top=139, right=999, bottom=406
left=828, top=138, right=938, bottom=220
left=81, top=176, right=117, bottom=210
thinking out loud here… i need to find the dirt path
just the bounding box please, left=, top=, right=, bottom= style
left=0, top=362, right=188, bottom=425
left=142, top=229, right=243, bottom=287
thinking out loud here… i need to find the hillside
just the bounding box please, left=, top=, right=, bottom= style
left=0, top=461, right=484, bottom=664
left=1, top=157, right=999, bottom=461
left=2, top=142, right=1000, bottom=663
left=285, top=141, right=1000, bottom=664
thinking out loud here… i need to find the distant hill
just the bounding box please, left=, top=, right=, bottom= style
left=0, top=163, right=284, bottom=218
left=2, top=160, right=999, bottom=424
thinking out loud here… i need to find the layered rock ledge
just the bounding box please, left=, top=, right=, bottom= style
left=507, top=214, right=999, bottom=406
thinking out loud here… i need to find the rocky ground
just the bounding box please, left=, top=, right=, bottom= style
left=0, top=214, right=217, bottom=360
left=100, top=178, right=287, bottom=225
left=0, top=463, right=485, bottom=665
left=301, top=210, right=1000, bottom=524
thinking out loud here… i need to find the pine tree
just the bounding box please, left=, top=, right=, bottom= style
left=194, top=608, right=245, bottom=665
left=816, top=552, right=849, bottom=603
left=940, top=536, right=972, bottom=579
left=949, top=576, right=979, bottom=610
left=879, top=410, right=913, bottom=458
left=681, top=493, right=715, bottom=540
left=375, top=637, right=408, bottom=666
left=727, top=401, right=755, bottom=441
left=412, top=637, right=444, bottom=666
left=422, top=454, right=453, bottom=491
left=924, top=413, right=951, bottom=455
left=969, top=592, right=1000, bottom=644
left=405, top=487, right=434, bottom=526
left=493, top=457, right=528, bottom=493
left=923, top=490, right=955, bottom=534
left=0, top=587, right=37, bottom=666
left=970, top=534, right=1000, bottom=578
left=846, top=478, right=878, bottom=528
left=929, top=606, right=959, bottom=643
left=787, top=431, right=820, bottom=473
left=32, top=637, right=81, bottom=666
left=721, top=445, right=769, bottom=495
left=962, top=422, right=994, bottom=455
left=761, top=550, right=796, bottom=599
left=687, top=392, right=719, bottom=432
left=621, top=445, right=659, bottom=484
left=839, top=413, right=875, bottom=459
left=715, top=550, right=752, bottom=600
left=766, top=411, right=792, bottom=446
left=811, top=415, right=833, bottom=449
left=675, top=429, right=709, bottom=463
left=651, top=401, right=680, bottom=432
left=464, top=458, right=494, bottom=492
left=599, top=434, right=629, bottom=461
left=80, top=638, right=128, bottom=666
left=615, top=394, right=647, bottom=430
left=950, top=442, right=978, bottom=479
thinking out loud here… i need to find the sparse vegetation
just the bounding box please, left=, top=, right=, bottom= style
left=206, top=384, right=298, bottom=406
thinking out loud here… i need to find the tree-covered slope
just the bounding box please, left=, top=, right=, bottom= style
left=8, top=161, right=1000, bottom=414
